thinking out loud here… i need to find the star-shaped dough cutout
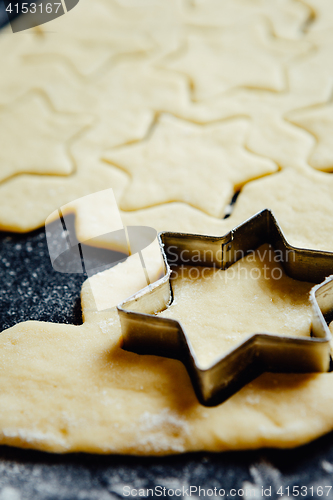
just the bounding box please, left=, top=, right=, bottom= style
left=119, top=210, right=333, bottom=405
left=286, top=102, right=333, bottom=171
left=103, top=114, right=277, bottom=217
left=0, top=92, right=91, bottom=184
left=158, top=21, right=310, bottom=100
left=182, top=0, right=311, bottom=40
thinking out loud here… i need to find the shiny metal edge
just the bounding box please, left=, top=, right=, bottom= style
left=117, top=209, right=333, bottom=406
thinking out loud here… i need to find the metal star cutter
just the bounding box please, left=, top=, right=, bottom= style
left=117, top=209, right=333, bottom=406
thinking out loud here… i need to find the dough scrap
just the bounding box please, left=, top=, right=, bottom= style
left=158, top=21, right=310, bottom=101
left=0, top=92, right=91, bottom=183
left=104, top=114, right=277, bottom=217
left=158, top=244, right=314, bottom=368
left=0, top=255, right=332, bottom=455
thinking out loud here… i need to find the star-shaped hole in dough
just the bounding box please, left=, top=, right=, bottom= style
left=0, top=92, right=92, bottom=184
left=158, top=21, right=310, bottom=101
left=103, top=114, right=277, bottom=217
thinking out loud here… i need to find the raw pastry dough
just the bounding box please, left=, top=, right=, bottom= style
left=287, top=102, right=333, bottom=171
left=0, top=255, right=332, bottom=455
left=158, top=244, right=314, bottom=368
left=0, top=92, right=91, bottom=183
left=26, top=0, right=154, bottom=76
left=219, top=168, right=333, bottom=252
left=159, top=21, right=310, bottom=100
left=0, top=164, right=127, bottom=233
left=182, top=0, right=311, bottom=40
left=104, top=115, right=277, bottom=216
left=1, top=0, right=333, bottom=456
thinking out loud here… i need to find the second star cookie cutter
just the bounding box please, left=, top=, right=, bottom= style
left=117, top=209, right=333, bottom=406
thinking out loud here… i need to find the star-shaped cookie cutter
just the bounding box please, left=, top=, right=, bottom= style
left=117, top=209, right=333, bottom=406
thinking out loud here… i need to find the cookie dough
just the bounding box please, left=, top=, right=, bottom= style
left=287, top=102, right=333, bottom=171
left=27, top=0, right=154, bottom=76
left=0, top=92, right=91, bottom=183
left=182, top=0, right=311, bottom=40
left=158, top=244, right=314, bottom=368
left=0, top=58, right=95, bottom=113
left=104, top=114, right=277, bottom=217
left=0, top=164, right=127, bottom=233
left=0, top=255, right=332, bottom=455
left=218, top=168, right=333, bottom=252
left=1, top=0, right=333, bottom=456
left=120, top=168, right=333, bottom=252
left=158, top=21, right=310, bottom=100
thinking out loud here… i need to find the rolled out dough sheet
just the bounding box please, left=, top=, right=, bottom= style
left=181, top=0, right=311, bottom=40
left=0, top=255, right=332, bottom=455
left=158, top=21, right=310, bottom=100
left=0, top=92, right=91, bottom=183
